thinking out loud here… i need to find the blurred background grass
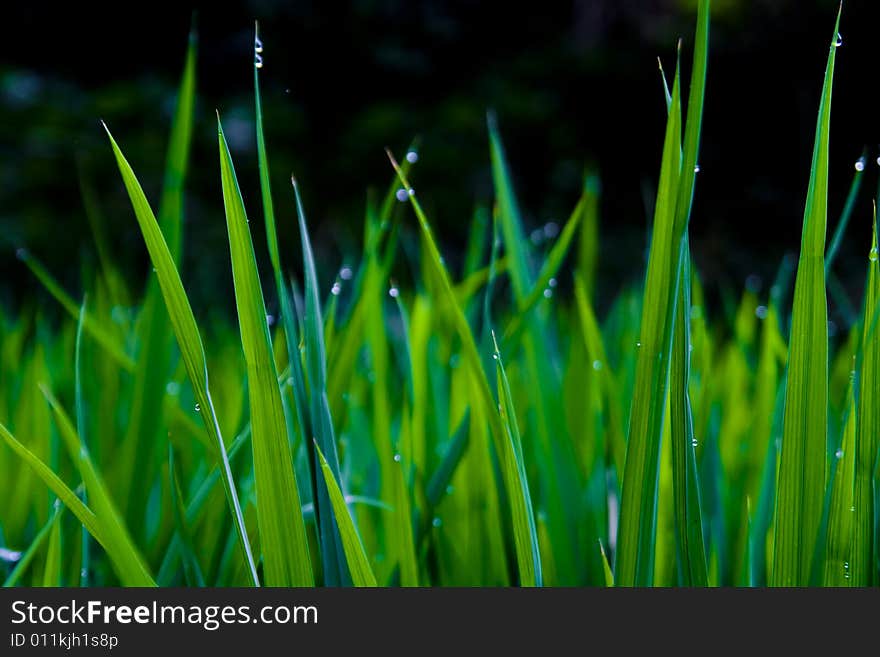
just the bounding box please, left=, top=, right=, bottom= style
left=1, top=0, right=878, bottom=320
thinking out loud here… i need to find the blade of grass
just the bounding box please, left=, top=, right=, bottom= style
left=218, top=117, right=314, bottom=587
left=104, top=123, right=259, bottom=586
left=771, top=9, right=840, bottom=586
left=315, top=444, right=377, bottom=587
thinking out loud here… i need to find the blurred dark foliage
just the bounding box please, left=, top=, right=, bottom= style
left=1, top=0, right=878, bottom=323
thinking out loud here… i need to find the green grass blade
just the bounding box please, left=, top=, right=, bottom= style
left=41, top=504, right=62, bottom=587
left=852, top=213, right=879, bottom=585
left=823, top=375, right=856, bottom=586
left=670, top=238, right=708, bottom=586
left=616, top=0, right=709, bottom=587
left=104, top=124, right=259, bottom=586
left=157, top=22, right=197, bottom=264
left=291, top=177, right=350, bottom=586
left=218, top=117, right=314, bottom=587
left=315, top=444, right=378, bottom=587
left=493, top=334, right=543, bottom=587
left=771, top=9, right=839, bottom=586
left=825, top=152, right=866, bottom=277
left=3, top=504, right=63, bottom=588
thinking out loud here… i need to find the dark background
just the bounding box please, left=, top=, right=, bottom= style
left=1, top=0, right=878, bottom=321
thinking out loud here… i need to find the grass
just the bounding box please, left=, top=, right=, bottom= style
left=2, top=3, right=879, bottom=587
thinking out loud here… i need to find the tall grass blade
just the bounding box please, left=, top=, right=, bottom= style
left=218, top=117, right=314, bottom=587
left=771, top=9, right=840, bottom=586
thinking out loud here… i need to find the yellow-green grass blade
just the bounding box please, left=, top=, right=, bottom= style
left=852, top=214, right=879, bottom=585
left=771, top=9, right=839, bottom=587
left=104, top=124, right=259, bottom=586
left=169, top=445, right=205, bottom=586
left=599, top=540, right=614, bottom=587
left=0, top=422, right=154, bottom=586
left=74, top=298, right=90, bottom=586
left=493, top=335, right=543, bottom=587
left=40, top=386, right=155, bottom=587
left=616, top=53, right=683, bottom=587
left=218, top=118, right=313, bottom=587
left=669, top=238, right=708, bottom=586
left=823, top=374, right=856, bottom=586
left=290, top=177, right=350, bottom=586
left=3, top=504, right=63, bottom=588
left=387, top=150, right=541, bottom=586
left=315, top=445, right=378, bottom=587
left=41, top=504, right=62, bottom=587
left=616, top=0, right=709, bottom=587
left=389, top=440, right=419, bottom=586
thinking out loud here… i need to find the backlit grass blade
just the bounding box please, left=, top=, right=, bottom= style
left=41, top=505, right=62, bottom=586
left=218, top=117, right=314, bottom=587
left=0, top=422, right=154, bottom=586
left=493, top=334, right=543, bottom=587
left=851, top=214, right=879, bottom=585
left=823, top=374, right=856, bottom=586
left=669, top=238, right=708, bottom=586
left=387, top=150, right=542, bottom=586
left=40, top=386, right=155, bottom=587
left=315, top=444, right=378, bottom=587
left=616, top=0, right=709, bottom=587
left=615, top=54, right=683, bottom=587
left=169, top=445, right=205, bottom=586
left=771, top=9, right=840, bottom=586
left=104, top=124, right=259, bottom=586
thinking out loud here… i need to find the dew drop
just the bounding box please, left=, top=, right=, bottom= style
left=855, top=157, right=866, bottom=172
left=254, top=37, right=264, bottom=53
left=850, top=505, right=856, bottom=512
left=835, top=32, right=843, bottom=47
left=548, top=277, right=558, bottom=288
left=543, top=222, right=559, bottom=239
left=877, top=156, right=880, bottom=167
left=543, top=288, right=553, bottom=299
left=530, top=228, right=544, bottom=245
left=388, top=286, right=400, bottom=298
left=254, top=53, right=263, bottom=69
left=393, top=453, right=401, bottom=463
left=406, top=150, right=419, bottom=163
left=165, top=382, right=181, bottom=396
left=691, top=438, right=699, bottom=448
left=331, top=282, right=342, bottom=296
left=407, top=188, right=415, bottom=197
left=492, top=353, right=499, bottom=360
left=395, top=188, right=408, bottom=202
left=835, top=448, right=844, bottom=459
left=340, top=266, right=353, bottom=280
left=432, top=517, right=442, bottom=528
left=449, top=354, right=461, bottom=368
left=592, top=359, right=602, bottom=371
left=15, top=247, right=27, bottom=260
left=755, top=305, right=768, bottom=320
left=446, top=484, right=455, bottom=495
left=694, top=164, right=701, bottom=173
left=194, top=403, right=201, bottom=412
left=870, top=248, right=878, bottom=263
left=266, top=314, right=275, bottom=326
left=745, top=274, right=762, bottom=293
left=636, top=341, right=642, bottom=348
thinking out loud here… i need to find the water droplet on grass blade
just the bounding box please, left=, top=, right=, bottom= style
left=266, top=314, right=275, bottom=326
left=543, top=288, right=553, bottom=299
left=194, top=403, right=201, bottom=412
left=331, top=282, right=342, bottom=296
left=255, top=53, right=263, bottom=68
left=592, top=360, right=602, bottom=371
left=855, top=157, right=866, bottom=172
left=396, top=188, right=408, bottom=202
left=694, top=164, right=701, bottom=173
left=835, top=33, right=843, bottom=47
left=393, top=453, right=401, bottom=463
left=548, top=277, right=557, bottom=288
left=340, top=266, right=353, bottom=280
left=406, top=150, right=419, bottom=163
left=755, top=305, right=768, bottom=319
left=165, top=382, right=181, bottom=396
left=388, top=286, right=399, bottom=298
left=870, top=248, right=878, bottom=263
left=692, top=438, right=698, bottom=447
left=432, top=517, right=442, bottom=528
left=835, top=448, right=844, bottom=459
left=254, top=37, right=264, bottom=53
